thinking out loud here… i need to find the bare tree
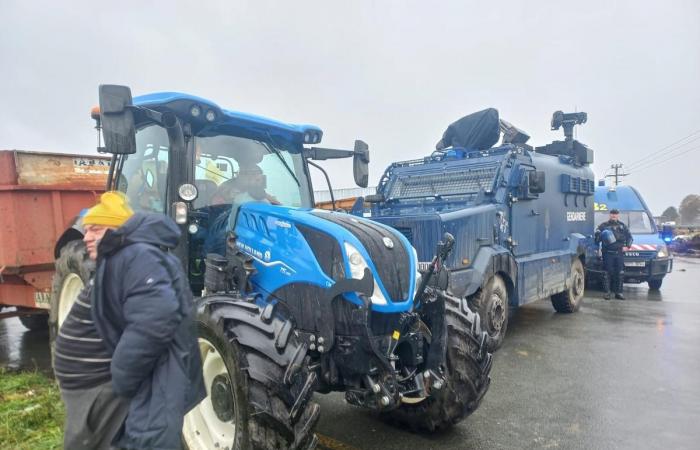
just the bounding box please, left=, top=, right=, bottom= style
left=679, top=194, right=700, bottom=225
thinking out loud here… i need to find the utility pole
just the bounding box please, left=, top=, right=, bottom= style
left=606, top=163, right=629, bottom=186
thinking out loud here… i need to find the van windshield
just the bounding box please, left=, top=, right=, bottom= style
left=594, top=211, right=655, bottom=234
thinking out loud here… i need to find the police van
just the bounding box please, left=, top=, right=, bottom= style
left=592, top=183, right=672, bottom=290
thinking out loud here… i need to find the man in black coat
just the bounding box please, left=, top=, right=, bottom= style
left=596, top=209, right=633, bottom=300
left=56, top=192, right=205, bottom=449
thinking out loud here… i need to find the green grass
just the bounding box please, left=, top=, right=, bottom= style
left=0, top=369, right=64, bottom=450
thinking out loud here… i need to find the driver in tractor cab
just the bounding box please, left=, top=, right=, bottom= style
left=221, top=164, right=280, bottom=206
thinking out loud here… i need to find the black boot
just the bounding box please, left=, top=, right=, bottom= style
left=615, top=293, right=625, bottom=300
left=604, top=291, right=611, bottom=300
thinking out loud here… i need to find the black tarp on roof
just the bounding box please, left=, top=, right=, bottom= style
left=436, top=108, right=500, bottom=151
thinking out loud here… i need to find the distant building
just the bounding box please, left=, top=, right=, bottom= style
left=314, top=186, right=377, bottom=202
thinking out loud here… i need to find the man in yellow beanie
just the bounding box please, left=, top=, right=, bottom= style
left=54, top=191, right=204, bottom=450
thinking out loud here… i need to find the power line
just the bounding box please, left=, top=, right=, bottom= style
left=628, top=144, right=700, bottom=175
left=627, top=134, right=700, bottom=171
left=625, top=129, right=700, bottom=170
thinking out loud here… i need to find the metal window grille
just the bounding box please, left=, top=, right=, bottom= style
left=387, top=166, right=498, bottom=200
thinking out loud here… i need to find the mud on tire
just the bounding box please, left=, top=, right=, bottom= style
left=467, top=275, right=508, bottom=352
left=184, top=299, right=319, bottom=450
left=551, top=258, right=585, bottom=313
left=381, top=294, right=492, bottom=432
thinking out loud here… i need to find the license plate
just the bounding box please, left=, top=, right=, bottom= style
left=625, top=261, right=646, bottom=267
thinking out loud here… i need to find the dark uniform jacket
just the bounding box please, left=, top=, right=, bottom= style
left=91, top=212, right=205, bottom=450
left=596, top=219, right=633, bottom=252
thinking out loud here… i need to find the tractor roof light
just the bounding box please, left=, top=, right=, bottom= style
left=205, top=110, right=216, bottom=122
left=303, top=131, right=321, bottom=145
left=190, top=104, right=201, bottom=117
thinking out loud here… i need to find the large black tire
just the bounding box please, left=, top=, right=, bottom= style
left=551, top=258, right=585, bottom=313
left=183, top=299, right=319, bottom=450
left=49, top=240, right=93, bottom=361
left=467, top=275, right=508, bottom=352
left=381, top=293, right=492, bottom=432
left=648, top=278, right=663, bottom=290
left=17, top=308, right=48, bottom=331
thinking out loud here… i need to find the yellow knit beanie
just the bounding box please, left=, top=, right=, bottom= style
left=83, top=191, right=134, bottom=228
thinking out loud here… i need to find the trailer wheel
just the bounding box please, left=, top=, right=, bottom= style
left=467, top=275, right=508, bottom=352
left=381, top=294, right=492, bottom=432
left=183, top=301, right=319, bottom=450
left=17, top=308, right=48, bottom=331
left=49, top=241, right=93, bottom=358
left=648, top=279, right=663, bottom=290
left=551, top=259, right=585, bottom=313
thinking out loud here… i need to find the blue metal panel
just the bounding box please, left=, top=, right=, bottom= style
left=233, top=203, right=417, bottom=313
left=133, top=92, right=323, bottom=144
left=594, top=185, right=647, bottom=212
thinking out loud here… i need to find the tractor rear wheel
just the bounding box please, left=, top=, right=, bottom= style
left=183, top=300, right=319, bottom=450
left=49, top=240, right=93, bottom=361
left=380, top=293, right=492, bottom=432
left=551, top=258, right=585, bottom=313
left=467, top=275, right=508, bottom=352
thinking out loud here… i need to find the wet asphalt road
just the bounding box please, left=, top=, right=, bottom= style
left=2, top=258, right=699, bottom=449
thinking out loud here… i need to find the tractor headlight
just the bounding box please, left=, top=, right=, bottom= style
left=345, top=242, right=368, bottom=280
left=412, top=246, right=422, bottom=294
left=344, top=242, right=387, bottom=306
left=657, top=244, right=669, bottom=258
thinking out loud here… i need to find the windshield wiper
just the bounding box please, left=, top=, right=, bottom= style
left=263, top=133, right=300, bottom=187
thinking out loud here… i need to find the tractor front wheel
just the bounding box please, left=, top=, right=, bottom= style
left=380, top=293, right=492, bottom=432
left=183, top=300, right=319, bottom=450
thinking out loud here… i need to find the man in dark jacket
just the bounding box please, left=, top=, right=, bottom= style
left=596, top=209, right=633, bottom=300
left=56, top=192, right=205, bottom=449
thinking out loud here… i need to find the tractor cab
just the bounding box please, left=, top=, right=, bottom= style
left=96, top=86, right=369, bottom=294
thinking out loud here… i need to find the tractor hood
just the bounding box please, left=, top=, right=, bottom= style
left=233, top=203, right=418, bottom=313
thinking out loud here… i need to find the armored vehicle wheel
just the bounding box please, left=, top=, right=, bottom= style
left=381, top=294, right=492, bottom=432
left=17, top=308, right=48, bottom=331
left=551, top=258, right=585, bottom=313
left=49, top=240, right=93, bottom=360
left=467, top=275, right=508, bottom=352
left=183, top=300, right=319, bottom=450
left=648, top=279, right=663, bottom=290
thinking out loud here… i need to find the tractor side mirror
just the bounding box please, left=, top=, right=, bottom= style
left=353, top=140, right=369, bottom=188
left=98, top=84, right=136, bottom=154
left=528, top=170, right=546, bottom=194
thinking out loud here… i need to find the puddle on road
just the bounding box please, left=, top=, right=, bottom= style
left=0, top=315, right=52, bottom=374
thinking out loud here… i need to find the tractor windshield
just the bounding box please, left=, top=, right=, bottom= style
left=116, top=124, right=313, bottom=214
left=192, top=134, right=312, bottom=210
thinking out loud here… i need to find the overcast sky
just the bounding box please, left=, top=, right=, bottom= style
left=1, top=0, right=698, bottom=214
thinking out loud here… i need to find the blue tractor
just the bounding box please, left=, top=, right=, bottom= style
left=363, top=109, right=595, bottom=350
left=50, top=85, right=492, bottom=449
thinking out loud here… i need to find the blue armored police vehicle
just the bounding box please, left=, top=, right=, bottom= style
left=364, top=109, right=595, bottom=350
left=50, top=85, right=493, bottom=449
left=591, top=184, right=673, bottom=290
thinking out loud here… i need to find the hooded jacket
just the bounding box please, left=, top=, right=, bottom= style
left=91, top=212, right=205, bottom=450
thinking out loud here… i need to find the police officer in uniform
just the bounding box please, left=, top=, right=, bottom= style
left=596, top=209, right=633, bottom=300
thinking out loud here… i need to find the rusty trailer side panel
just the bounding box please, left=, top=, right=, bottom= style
left=0, top=150, right=109, bottom=309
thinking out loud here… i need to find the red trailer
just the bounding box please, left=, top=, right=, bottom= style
left=0, top=150, right=108, bottom=329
